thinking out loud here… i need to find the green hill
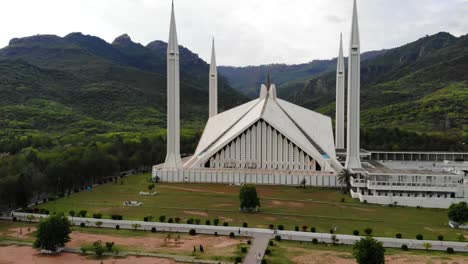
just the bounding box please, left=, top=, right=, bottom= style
left=0, top=33, right=247, bottom=145
left=220, top=32, right=468, bottom=150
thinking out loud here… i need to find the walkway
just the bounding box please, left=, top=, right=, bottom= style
left=243, top=234, right=272, bottom=264
left=11, top=212, right=468, bottom=255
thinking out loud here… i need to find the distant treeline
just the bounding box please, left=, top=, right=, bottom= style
left=0, top=132, right=200, bottom=209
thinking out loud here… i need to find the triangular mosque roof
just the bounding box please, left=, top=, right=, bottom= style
left=184, top=86, right=342, bottom=172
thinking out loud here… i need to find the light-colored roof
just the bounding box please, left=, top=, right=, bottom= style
left=184, top=86, right=343, bottom=172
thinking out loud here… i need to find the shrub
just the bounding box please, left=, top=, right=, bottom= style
left=269, top=224, right=274, bottom=230
left=353, top=230, right=360, bottom=236
left=223, top=222, right=229, bottom=226
left=234, top=256, right=242, bottom=263
left=151, top=227, right=156, bottom=233
left=175, top=217, right=181, bottom=223
left=422, top=242, right=432, bottom=250
left=93, top=213, right=102, bottom=219
left=395, top=233, right=402, bottom=239
left=69, top=210, right=76, bottom=217
left=310, top=227, right=316, bottom=233
left=213, top=219, right=219, bottom=226
left=312, top=238, right=318, bottom=244
left=261, top=259, right=267, bottom=264
left=268, top=240, right=273, bottom=246
left=143, top=216, right=149, bottom=222
left=195, top=219, right=201, bottom=225
left=278, top=225, right=284, bottom=230
left=189, top=229, right=196, bottom=236
left=353, top=236, right=385, bottom=264
left=295, top=226, right=300, bottom=232
left=364, top=228, right=373, bottom=236
left=275, top=235, right=282, bottom=241
left=79, top=210, right=87, bottom=217
left=205, top=219, right=210, bottom=225
left=341, top=198, right=345, bottom=203
left=416, top=234, right=423, bottom=240
left=243, top=222, right=248, bottom=228
left=302, top=225, right=308, bottom=232
left=93, top=241, right=105, bottom=257
left=105, top=242, right=114, bottom=251
left=187, top=218, right=195, bottom=224
left=265, top=249, right=271, bottom=255
left=214, top=232, right=218, bottom=237
left=241, top=247, right=247, bottom=253
left=80, top=246, right=87, bottom=254
left=229, top=232, right=235, bottom=238
left=80, top=222, right=85, bottom=228
left=329, top=229, right=334, bottom=234
left=159, top=215, right=166, bottom=222
left=111, top=214, right=123, bottom=220
left=438, top=235, right=444, bottom=241
left=446, top=247, right=454, bottom=254
left=401, top=244, right=408, bottom=251
left=95, top=221, right=103, bottom=228
left=115, top=225, right=120, bottom=230
left=12, top=217, right=17, bottom=222
left=168, top=217, right=173, bottom=223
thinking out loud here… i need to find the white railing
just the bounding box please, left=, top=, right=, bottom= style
left=367, top=181, right=459, bottom=191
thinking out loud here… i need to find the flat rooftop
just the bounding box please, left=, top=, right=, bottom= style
left=362, top=160, right=458, bottom=176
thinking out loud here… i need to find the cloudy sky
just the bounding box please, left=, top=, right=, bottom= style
left=1, top=0, right=467, bottom=66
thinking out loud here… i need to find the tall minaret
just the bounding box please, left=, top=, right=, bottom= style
left=335, top=33, right=345, bottom=150
left=164, top=1, right=182, bottom=169
left=345, top=0, right=362, bottom=169
left=209, top=38, right=218, bottom=117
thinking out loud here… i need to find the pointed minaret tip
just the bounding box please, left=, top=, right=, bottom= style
left=210, top=38, right=217, bottom=75
left=168, top=1, right=179, bottom=54
left=350, top=0, right=360, bottom=49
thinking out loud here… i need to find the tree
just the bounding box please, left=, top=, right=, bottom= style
left=239, top=185, right=260, bottom=211
left=353, top=236, right=385, bottom=264
left=338, top=169, right=353, bottom=193
left=448, top=202, right=468, bottom=223
left=34, top=215, right=72, bottom=252
left=148, top=183, right=155, bottom=192
left=422, top=242, right=432, bottom=251
left=131, top=223, right=141, bottom=230
left=93, top=240, right=105, bottom=257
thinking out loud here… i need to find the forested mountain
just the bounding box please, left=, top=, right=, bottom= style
left=219, top=50, right=386, bottom=98
left=0, top=33, right=246, bottom=142
left=220, top=32, right=468, bottom=150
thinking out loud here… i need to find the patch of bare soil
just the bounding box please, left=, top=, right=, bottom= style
left=67, top=231, right=239, bottom=253
left=339, top=205, right=375, bottom=212
left=0, top=245, right=176, bottom=264
left=183, top=210, right=209, bottom=217
left=6, top=227, right=37, bottom=239
left=219, top=216, right=233, bottom=222
left=288, top=247, right=468, bottom=264
left=212, top=203, right=235, bottom=207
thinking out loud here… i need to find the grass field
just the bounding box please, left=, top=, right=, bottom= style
left=264, top=240, right=468, bottom=264
left=35, top=173, right=468, bottom=241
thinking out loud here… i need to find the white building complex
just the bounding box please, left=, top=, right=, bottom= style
left=153, top=1, right=468, bottom=208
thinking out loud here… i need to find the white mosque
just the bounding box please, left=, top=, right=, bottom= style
left=153, top=1, right=468, bottom=208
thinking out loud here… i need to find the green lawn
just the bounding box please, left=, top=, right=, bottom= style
left=264, top=240, right=468, bottom=264
left=35, top=173, right=468, bottom=241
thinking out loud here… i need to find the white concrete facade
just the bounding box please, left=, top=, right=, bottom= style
left=335, top=33, right=345, bottom=150
left=154, top=168, right=339, bottom=187
left=164, top=2, right=182, bottom=169
left=345, top=0, right=362, bottom=169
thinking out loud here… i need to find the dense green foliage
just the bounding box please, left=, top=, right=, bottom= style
left=239, top=185, right=260, bottom=211
left=353, top=236, right=386, bottom=264
left=33, top=214, right=71, bottom=251
left=222, top=32, right=468, bottom=150
left=0, top=131, right=200, bottom=207
left=448, top=202, right=468, bottom=223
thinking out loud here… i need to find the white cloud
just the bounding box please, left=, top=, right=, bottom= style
left=0, top=0, right=467, bottom=66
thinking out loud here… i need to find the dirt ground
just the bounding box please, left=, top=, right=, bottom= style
left=0, top=245, right=176, bottom=264
left=67, top=231, right=240, bottom=253
left=289, top=248, right=468, bottom=264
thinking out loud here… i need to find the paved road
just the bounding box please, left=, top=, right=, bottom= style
left=243, top=234, right=272, bottom=264
left=11, top=212, right=468, bottom=255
